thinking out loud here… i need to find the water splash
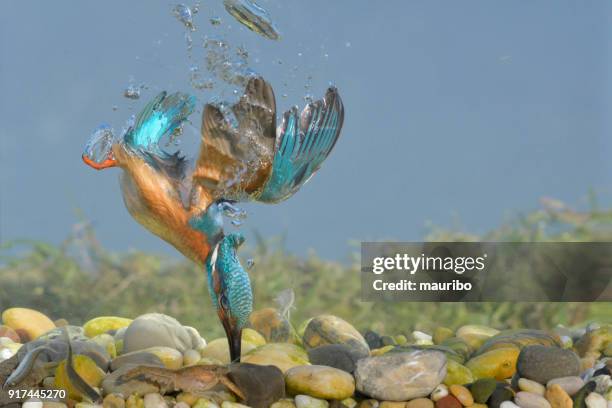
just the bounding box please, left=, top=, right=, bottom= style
left=246, top=258, right=255, bottom=269
left=84, top=125, right=115, bottom=164
left=223, top=0, right=280, bottom=40
left=124, top=85, right=141, bottom=100
left=275, top=288, right=295, bottom=321
left=204, top=38, right=257, bottom=87
left=218, top=200, right=248, bottom=227
left=189, top=66, right=214, bottom=90
left=210, top=17, right=222, bottom=26
left=173, top=4, right=195, bottom=31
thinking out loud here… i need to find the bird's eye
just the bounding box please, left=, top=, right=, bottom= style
left=220, top=294, right=229, bottom=310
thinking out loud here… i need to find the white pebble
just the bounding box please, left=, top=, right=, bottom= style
left=586, top=393, right=607, bottom=408
left=547, top=376, right=585, bottom=396
left=144, top=393, right=168, bottom=408
left=519, top=378, right=546, bottom=396
left=183, top=348, right=201, bottom=366
left=431, top=383, right=449, bottom=401
left=295, top=395, right=329, bottom=408
left=500, top=402, right=520, bottom=408
left=23, top=401, right=43, bottom=408
left=175, top=403, right=190, bottom=408
left=515, top=391, right=551, bottom=408
left=593, top=375, right=611, bottom=394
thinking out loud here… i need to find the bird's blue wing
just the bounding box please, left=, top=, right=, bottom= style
left=257, top=86, right=344, bottom=203
left=125, top=91, right=196, bottom=149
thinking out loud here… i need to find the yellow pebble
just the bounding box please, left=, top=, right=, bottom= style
left=449, top=384, right=474, bottom=406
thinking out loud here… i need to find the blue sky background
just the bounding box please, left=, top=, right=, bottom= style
left=1, top=1, right=610, bottom=261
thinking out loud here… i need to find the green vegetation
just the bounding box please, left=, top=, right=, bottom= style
left=0, top=197, right=610, bottom=340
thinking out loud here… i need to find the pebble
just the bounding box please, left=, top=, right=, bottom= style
left=431, top=384, right=449, bottom=401
left=113, top=346, right=183, bottom=370
left=500, top=402, right=520, bottom=408
left=295, top=395, right=329, bottom=408
left=547, top=376, right=585, bottom=396
left=23, top=402, right=43, bottom=408
left=193, top=398, right=220, bottom=408
left=201, top=337, right=258, bottom=364
left=457, top=325, right=500, bottom=350
left=183, top=349, right=201, bottom=366
left=42, top=403, right=68, bottom=408
left=444, top=360, right=474, bottom=386
left=514, top=391, right=552, bottom=408
left=466, top=347, right=520, bottom=380
left=221, top=403, right=250, bottom=408
left=271, top=399, right=298, bottom=408
left=342, top=398, right=358, bottom=408
left=573, top=381, right=597, bottom=408
left=357, top=400, right=380, bottom=408
left=518, top=378, right=546, bottom=396
left=144, top=393, right=168, bottom=408
left=585, top=393, right=607, bottom=408
left=241, top=343, right=310, bottom=373
left=364, top=330, right=383, bottom=349
left=355, top=350, right=447, bottom=401
left=83, top=316, right=132, bottom=338
left=489, top=386, right=516, bottom=408
left=229, top=363, right=285, bottom=408
left=126, top=395, right=145, bottom=408
left=475, top=330, right=562, bottom=356
left=249, top=308, right=299, bottom=344
left=517, top=346, right=581, bottom=384
left=303, top=315, right=370, bottom=356
left=0, top=325, right=20, bottom=343
left=435, top=395, right=462, bottom=408
left=544, top=384, right=572, bottom=408
left=103, top=393, right=126, bottom=408
left=592, top=375, right=611, bottom=394
left=307, top=344, right=366, bottom=373
left=90, top=333, right=117, bottom=359
left=123, top=313, right=196, bottom=353
left=1, top=307, right=56, bottom=341
left=406, top=398, right=434, bottom=408
left=177, top=393, right=200, bottom=406
left=379, top=402, right=405, bottom=408
left=434, top=327, right=455, bottom=345
left=285, top=365, right=355, bottom=400
left=469, top=378, right=497, bottom=404
left=449, top=384, right=474, bottom=406
left=53, top=354, right=106, bottom=401
left=175, top=403, right=190, bottom=408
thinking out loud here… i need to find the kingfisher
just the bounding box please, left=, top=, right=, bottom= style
left=82, top=76, right=344, bottom=362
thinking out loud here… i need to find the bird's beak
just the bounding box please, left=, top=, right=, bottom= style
left=220, top=313, right=242, bottom=362
left=82, top=152, right=117, bottom=170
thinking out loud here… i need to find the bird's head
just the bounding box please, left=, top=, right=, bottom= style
left=207, top=232, right=253, bottom=362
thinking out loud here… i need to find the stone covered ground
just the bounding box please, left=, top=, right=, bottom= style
left=0, top=308, right=610, bottom=408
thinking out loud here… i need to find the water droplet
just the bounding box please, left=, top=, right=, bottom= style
left=84, top=125, right=116, bottom=163
left=297, top=52, right=302, bottom=57
left=223, top=0, right=280, bottom=40
left=236, top=46, right=249, bottom=59
left=345, top=41, right=351, bottom=48
left=192, top=1, right=200, bottom=14
left=281, top=93, right=287, bottom=98
left=124, top=85, right=141, bottom=100
left=323, top=53, right=329, bottom=59
left=303, top=94, right=313, bottom=103
left=173, top=4, right=195, bottom=31
left=218, top=200, right=248, bottom=227
left=210, top=17, right=222, bottom=26
left=112, top=105, right=118, bottom=111
left=247, top=258, right=255, bottom=269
